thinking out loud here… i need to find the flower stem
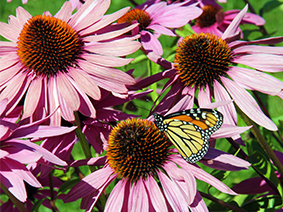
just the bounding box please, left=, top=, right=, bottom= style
left=199, top=191, right=248, bottom=212
left=73, top=111, right=96, bottom=172
left=236, top=106, right=283, bottom=177
left=48, top=171, right=56, bottom=212
left=1, top=183, right=29, bottom=212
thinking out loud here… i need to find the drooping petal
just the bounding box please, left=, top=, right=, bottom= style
left=228, top=66, right=283, bottom=95
left=22, top=77, right=43, bottom=120
left=190, top=191, right=209, bottom=212
left=104, top=179, right=127, bottom=212
left=221, top=76, right=277, bottom=131
left=158, top=170, right=190, bottom=212
left=174, top=156, right=237, bottom=195
left=140, top=30, right=163, bottom=56
left=202, top=148, right=250, bottom=171
left=128, top=179, right=149, bottom=212
left=231, top=54, right=283, bottom=72
left=56, top=73, right=80, bottom=111
left=145, top=176, right=168, bottom=212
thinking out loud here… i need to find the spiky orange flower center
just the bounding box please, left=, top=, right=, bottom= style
left=106, top=118, right=170, bottom=182
left=17, top=15, right=84, bottom=77
left=195, top=5, right=223, bottom=28
left=174, top=33, right=232, bottom=88
left=117, top=8, right=152, bottom=31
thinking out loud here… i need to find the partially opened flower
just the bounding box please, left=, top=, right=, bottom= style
left=0, top=0, right=140, bottom=125
left=117, top=0, right=202, bottom=55
left=0, top=99, right=76, bottom=202
left=192, top=1, right=265, bottom=37
left=63, top=109, right=249, bottom=211
left=136, top=5, right=283, bottom=131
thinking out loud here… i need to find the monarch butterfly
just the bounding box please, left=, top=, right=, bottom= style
left=153, top=108, right=223, bottom=163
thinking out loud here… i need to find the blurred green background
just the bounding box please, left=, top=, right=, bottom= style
left=0, top=0, right=283, bottom=211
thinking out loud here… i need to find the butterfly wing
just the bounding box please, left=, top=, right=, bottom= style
left=154, top=108, right=223, bottom=163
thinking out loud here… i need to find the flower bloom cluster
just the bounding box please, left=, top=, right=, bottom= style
left=1, top=0, right=283, bottom=211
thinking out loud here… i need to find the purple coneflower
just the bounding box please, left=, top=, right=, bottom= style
left=117, top=0, right=202, bottom=55
left=0, top=0, right=140, bottom=125
left=0, top=99, right=76, bottom=202
left=63, top=103, right=250, bottom=211
left=192, top=2, right=265, bottom=37
left=138, top=5, right=283, bottom=131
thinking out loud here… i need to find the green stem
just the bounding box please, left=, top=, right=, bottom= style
left=236, top=107, right=283, bottom=177
left=48, top=172, right=56, bottom=212
left=199, top=191, right=248, bottom=212
left=73, top=111, right=95, bottom=172
left=1, top=183, right=29, bottom=212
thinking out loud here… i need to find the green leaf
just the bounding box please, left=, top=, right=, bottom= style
left=242, top=195, right=281, bottom=212
left=30, top=198, right=45, bottom=212
left=248, top=151, right=283, bottom=207
left=260, top=0, right=283, bottom=16
left=175, top=24, right=195, bottom=38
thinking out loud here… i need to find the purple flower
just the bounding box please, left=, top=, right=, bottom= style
left=117, top=0, right=202, bottom=55
left=0, top=99, right=76, bottom=202
left=0, top=0, right=140, bottom=125
left=136, top=5, right=283, bottom=131
left=63, top=99, right=250, bottom=211
left=192, top=2, right=265, bottom=37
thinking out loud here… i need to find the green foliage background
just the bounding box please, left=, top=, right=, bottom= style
left=1, top=0, right=283, bottom=211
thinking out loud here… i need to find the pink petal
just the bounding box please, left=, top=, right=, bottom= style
left=16, top=6, right=32, bottom=27
left=0, top=149, right=9, bottom=158
left=233, top=45, right=283, bottom=55
left=82, top=54, right=133, bottom=67
left=202, top=148, right=250, bottom=171
left=84, top=39, right=141, bottom=56
left=165, top=162, right=196, bottom=205
left=213, top=124, right=251, bottom=138
left=214, top=80, right=237, bottom=125
left=0, top=98, right=8, bottom=115
left=70, top=0, right=110, bottom=31
left=158, top=170, right=190, bottom=212
left=198, top=85, right=211, bottom=107
left=11, top=125, right=77, bottom=139
left=47, top=77, right=61, bottom=126
left=145, top=176, right=168, bottom=212
left=128, top=179, right=149, bottom=212
left=64, top=166, right=114, bottom=202
left=54, top=1, right=73, bottom=22
left=0, top=22, right=19, bottom=42
left=232, top=54, right=283, bottom=72
left=140, top=30, right=163, bottom=55
left=228, top=66, right=283, bottom=95
left=174, top=157, right=237, bottom=195
left=104, top=179, right=127, bottom=212
left=222, top=5, right=248, bottom=40
left=221, top=76, right=277, bottom=131
left=56, top=73, right=80, bottom=111
left=5, top=140, right=67, bottom=166
left=225, top=10, right=265, bottom=26
left=68, top=68, right=100, bottom=100
left=3, top=158, right=41, bottom=188
left=22, top=77, right=43, bottom=119
left=57, top=91, right=75, bottom=122
left=152, top=6, right=202, bottom=28
left=85, top=23, right=139, bottom=42
left=147, top=24, right=176, bottom=36
left=79, top=60, right=135, bottom=85
left=0, top=162, right=27, bottom=202
left=67, top=71, right=97, bottom=118
left=81, top=7, right=130, bottom=36
left=70, top=156, right=106, bottom=167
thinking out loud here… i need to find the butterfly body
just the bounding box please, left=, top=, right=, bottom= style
left=153, top=108, right=223, bottom=163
